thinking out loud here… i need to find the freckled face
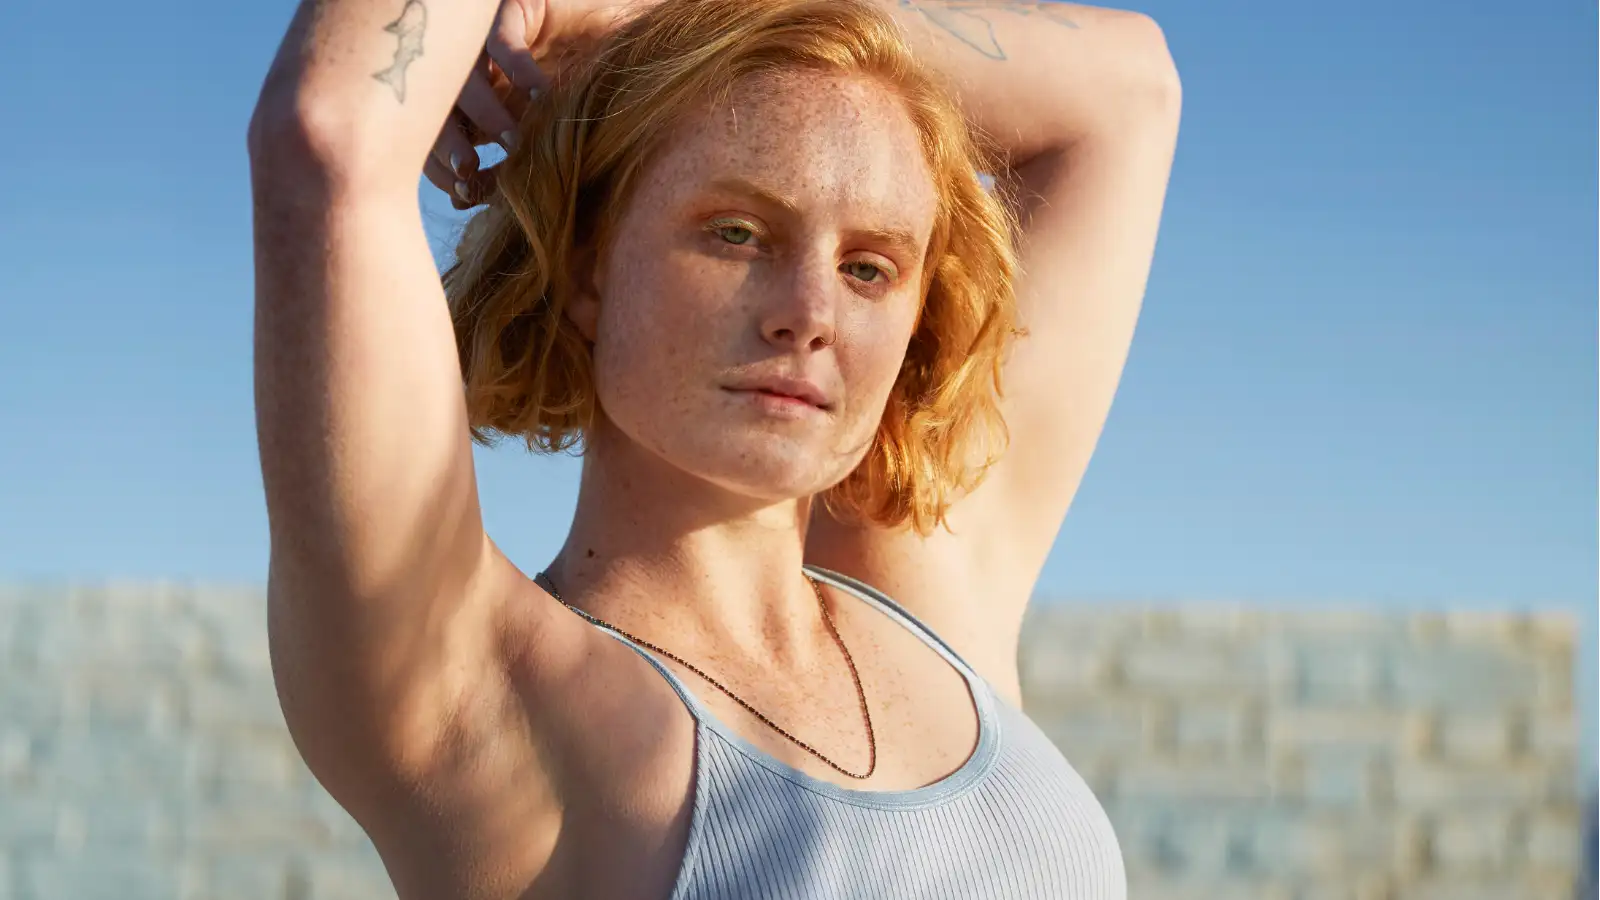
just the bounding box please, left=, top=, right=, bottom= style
left=573, top=71, right=940, bottom=501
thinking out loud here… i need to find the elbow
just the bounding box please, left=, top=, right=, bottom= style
left=1139, top=15, right=1183, bottom=115
left=1113, top=13, right=1183, bottom=122
left=247, top=93, right=342, bottom=183
left=247, top=92, right=388, bottom=191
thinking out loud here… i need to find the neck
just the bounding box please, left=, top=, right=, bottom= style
left=546, top=419, right=831, bottom=668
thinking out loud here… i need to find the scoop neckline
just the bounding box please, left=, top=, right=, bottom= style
left=629, top=564, right=1003, bottom=811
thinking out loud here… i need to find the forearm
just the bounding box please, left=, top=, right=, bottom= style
left=248, top=0, right=504, bottom=190
left=882, top=1, right=1178, bottom=166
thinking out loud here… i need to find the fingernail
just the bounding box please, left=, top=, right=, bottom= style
left=449, top=151, right=466, bottom=177
left=500, top=130, right=519, bottom=153
left=454, top=180, right=472, bottom=203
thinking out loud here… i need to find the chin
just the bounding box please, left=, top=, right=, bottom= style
left=687, top=429, right=853, bottom=502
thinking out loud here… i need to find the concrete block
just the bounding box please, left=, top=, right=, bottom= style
left=0, top=669, right=59, bottom=729
left=28, top=730, right=189, bottom=797
left=1437, top=713, right=1515, bottom=764
left=1021, top=605, right=1142, bottom=649
left=182, top=795, right=339, bottom=851
left=1440, top=610, right=1530, bottom=644
left=1295, top=749, right=1382, bottom=808
left=307, top=849, right=395, bottom=900
left=1152, top=816, right=1234, bottom=876
left=1174, top=702, right=1256, bottom=757
left=1382, top=646, right=1542, bottom=712
left=1248, top=815, right=1397, bottom=876
left=19, top=851, right=203, bottom=900
left=1261, top=607, right=1402, bottom=638
left=0, top=794, right=55, bottom=845
left=1292, top=877, right=1394, bottom=900
left=183, top=730, right=302, bottom=795
left=1293, top=642, right=1381, bottom=705
left=1121, top=643, right=1280, bottom=696
left=1018, top=646, right=1116, bottom=695
left=0, top=730, right=33, bottom=786
left=1165, top=606, right=1264, bottom=641
left=47, top=800, right=182, bottom=850
left=1265, top=708, right=1421, bottom=756
left=1523, top=810, right=1582, bottom=872
left=1398, top=876, right=1575, bottom=900
left=185, top=675, right=287, bottom=732
left=1034, top=696, right=1153, bottom=758
left=30, top=596, right=206, bottom=673
left=1127, top=874, right=1291, bottom=900
left=198, top=853, right=300, bottom=900
left=1390, top=762, right=1560, bottom=810
left=1430, top=813, right=1513, bottom=872
left=1536, top=656, right=1576, bottom=711
left=1113, top=759, right=1279, bottom=804
left=57, top=669, right=185, bottom=735
left=1522, top=611, right=1579, bottom=651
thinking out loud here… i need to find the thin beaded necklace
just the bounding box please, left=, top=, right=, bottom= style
left=535, top=569, right=877, bottom=780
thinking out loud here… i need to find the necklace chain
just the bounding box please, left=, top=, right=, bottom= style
left=535, top=570, right=877, bottom=780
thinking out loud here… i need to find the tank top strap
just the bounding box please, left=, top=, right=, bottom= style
left=801, top=563, right=984, bottom=684
left=585, top=623, right=714, bottom=721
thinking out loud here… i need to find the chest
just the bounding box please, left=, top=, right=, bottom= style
left=548, top=599, right=987, bottom=899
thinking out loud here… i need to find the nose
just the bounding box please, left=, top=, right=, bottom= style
left=759, top=251, right=839, bottom=351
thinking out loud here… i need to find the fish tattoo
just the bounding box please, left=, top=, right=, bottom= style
left=898, top=1, right=1079, bottom=61
left=373, top=0, right=427, bottom=103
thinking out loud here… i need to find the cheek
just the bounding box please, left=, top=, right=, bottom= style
left=591, top=255, right=728, bottom=406
left=838, top=306, right=920, bottom=413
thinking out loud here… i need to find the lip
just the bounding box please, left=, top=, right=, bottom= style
left=722, top=376, right=832, bottom=410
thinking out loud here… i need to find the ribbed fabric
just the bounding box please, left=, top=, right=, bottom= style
left=582, top=563, right=1127, bottom=899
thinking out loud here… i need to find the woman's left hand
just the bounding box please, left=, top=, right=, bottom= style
left=425, top=0, right=649, bottom=209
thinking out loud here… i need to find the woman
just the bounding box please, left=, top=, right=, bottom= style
left=248, top=0, right=1180, bottom=897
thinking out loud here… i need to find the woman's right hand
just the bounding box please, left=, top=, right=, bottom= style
left=425, top=0, right=644, bottom=210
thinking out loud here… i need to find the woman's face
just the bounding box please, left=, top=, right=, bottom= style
left=573, top=70, right=939, bottom=501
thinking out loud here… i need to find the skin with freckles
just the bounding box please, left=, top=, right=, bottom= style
left=547, top=67, right=945, bottom=665
left=569, top=69, right=937, bottom=505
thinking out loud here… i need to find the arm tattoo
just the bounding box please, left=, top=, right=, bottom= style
left=372, top=0, right=428, bottom=102
left=897, top=0, right=1079, bottom=61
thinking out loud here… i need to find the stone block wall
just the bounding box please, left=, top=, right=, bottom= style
left=1019, top=604, right=1587, bottom=900
left=0, top=583, right=390, bottom=900
left=0, top=582, right=1588, bottom=899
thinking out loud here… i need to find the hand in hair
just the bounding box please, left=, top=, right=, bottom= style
left=425, top=0, right=648, bottom=210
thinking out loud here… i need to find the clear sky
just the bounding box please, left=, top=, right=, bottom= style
left=1, top=1, right=1594, bottom=763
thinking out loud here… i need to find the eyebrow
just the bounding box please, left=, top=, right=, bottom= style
left=704, top=176, right=926, bottom=262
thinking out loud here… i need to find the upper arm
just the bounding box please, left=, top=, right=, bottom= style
left=977, top=40, right=1183, bottom=584
left=268, top=537, right=540, bottom=802
left=269, top=539, right=578, bottom=884
left=248, top=142, right=570, bottom=851
left=809, top=18, right=1181, bottom=686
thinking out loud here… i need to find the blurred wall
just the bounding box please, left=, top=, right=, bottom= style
left=0, top=583, right=1587, bottom=899
left=1019, top=604, right=1587, bottom=899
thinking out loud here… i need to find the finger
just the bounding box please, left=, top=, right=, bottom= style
left=424, top=155, right=491, bottom=209
left=432, top=112, right=482, bottom=183
left=487, top=0, right=552, bottom=98
left=483, top=57, right=534, bottom=123
left=456, top=68, right=522, bottom=157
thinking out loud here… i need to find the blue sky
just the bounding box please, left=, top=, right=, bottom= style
left=1, top=1, right=1594, bottom=761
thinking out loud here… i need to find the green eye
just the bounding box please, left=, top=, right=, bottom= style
left=712, top=221, right=755, bottom=245
left=845, top=261, right=886, bottom=283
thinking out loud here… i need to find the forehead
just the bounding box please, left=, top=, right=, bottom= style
left=644, top=70, right=940, bottom=233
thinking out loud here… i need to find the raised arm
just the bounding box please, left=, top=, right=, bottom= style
left=247, top=0, right=560, bottom=830
left=808, top=2, right=1182, bottom=701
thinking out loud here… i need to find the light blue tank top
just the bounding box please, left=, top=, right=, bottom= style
left=579, top=563, right=1128, bottom=899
